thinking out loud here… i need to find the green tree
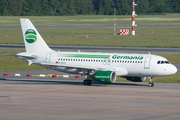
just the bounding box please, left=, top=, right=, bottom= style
left=6, top=0, right=27, bottom=16
left=38, top=0, right=49, bottom=16
left=0, top=0, right=5, bottom=15
left=49, top=0, right=58, bottom=16
left=136, top=0, right=149, bottom=14
left=97, top=0, right=103, bottom=15
left=167, top=0, right=180, bottom=13
left=113, top=0, right=121, bottom=15
left=119, top=0, right=131, bottom=15
left=20, top=0, right=29, bottom=15
left=64, top=0, right=76, bottom=15
left=148, top=0, right=158, bottom=13
left=0, top=0, right=180, bottom=16
left=155, top=0, right=166, bottom=13
left=75, top=0, right=93, bottom=15
left=103, top=0, right=115, bottom=15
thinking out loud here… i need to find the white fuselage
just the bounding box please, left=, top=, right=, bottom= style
left=17, top=51, right=177, bottom=77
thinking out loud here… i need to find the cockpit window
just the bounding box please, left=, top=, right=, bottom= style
left=165, top=61, right=169, bottom=64
left=157, top=61, right=170, bottom=64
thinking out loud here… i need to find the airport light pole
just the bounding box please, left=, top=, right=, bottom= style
left=132, top=0, right=137, bottom=36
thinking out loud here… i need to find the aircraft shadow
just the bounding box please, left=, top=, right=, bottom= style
left=0, top=78, right=148, bottom=87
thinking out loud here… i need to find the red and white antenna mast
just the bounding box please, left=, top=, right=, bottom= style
left=132, top=0, right=137, bottom=35
left=114, top=7, right=116, bottom=35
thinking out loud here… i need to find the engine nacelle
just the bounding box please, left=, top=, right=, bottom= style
left=94, top=71, right=116, bottom=84
left=125, top=77, right=146, bottom=82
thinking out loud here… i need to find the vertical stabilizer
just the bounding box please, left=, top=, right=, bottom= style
left=20, top=19, right=52, bottom=52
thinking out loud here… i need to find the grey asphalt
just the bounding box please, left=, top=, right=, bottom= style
left=1, top=25, right=180, bottom=29
left=0, top=71, right=180, bottom=120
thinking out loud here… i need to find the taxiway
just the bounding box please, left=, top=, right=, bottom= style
left=0, top=70, right=180, bottom=120
left=1, top=44, right=180, bottom=54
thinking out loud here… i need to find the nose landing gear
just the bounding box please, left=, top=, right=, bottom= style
left=148, top=77, right=154, bottom=87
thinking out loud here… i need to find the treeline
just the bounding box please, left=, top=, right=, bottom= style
left=0, top=0, right=180, bottom=16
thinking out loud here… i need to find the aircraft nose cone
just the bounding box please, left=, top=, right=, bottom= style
left=167, top=65, right=177, bottom=75
left=170, top=65, right=177, bottom=75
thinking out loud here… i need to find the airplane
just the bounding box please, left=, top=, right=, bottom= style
left=16, top=19, right=177, bottom=87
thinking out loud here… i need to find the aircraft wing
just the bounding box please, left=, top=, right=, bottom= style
left=40, top=63, right=128, bottom=76
left=41, top=63, right=107, bottom=71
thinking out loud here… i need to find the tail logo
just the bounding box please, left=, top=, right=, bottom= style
left=25, top=29, right=37, bottom=44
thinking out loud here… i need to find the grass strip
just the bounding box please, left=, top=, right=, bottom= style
left=1, top=27, right=180, bottom=48
left=0, top=14, right=180, bottom=26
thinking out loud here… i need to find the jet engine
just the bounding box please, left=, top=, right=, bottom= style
left=125, top=77, right=146, bottom=82
left=93, top=71, right=116, bottom=84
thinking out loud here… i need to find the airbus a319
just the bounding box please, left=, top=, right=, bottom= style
left=16, top=19, right=177, bottom=87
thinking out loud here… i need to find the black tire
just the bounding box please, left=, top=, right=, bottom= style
left=83, top=80, right=92, bottom=85
left=148, top=82, right=154, bottom=87
left=88, top=80, right=92, bottom=85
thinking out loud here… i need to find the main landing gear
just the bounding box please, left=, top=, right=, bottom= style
left=83, top=79, right=92, bottom=85
left=83, top=74, right=93, bottom=85
left=148, top=77, right=154, bottom=87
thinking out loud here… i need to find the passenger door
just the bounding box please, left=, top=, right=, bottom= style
left=45, top=53, right=52, bottom=63
left=144, top=57, right=151, bottom=69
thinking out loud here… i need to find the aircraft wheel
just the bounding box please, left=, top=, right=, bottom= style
left=148, top=82, right=154, bottom=87
left=83, top=80, right=92, bottom=85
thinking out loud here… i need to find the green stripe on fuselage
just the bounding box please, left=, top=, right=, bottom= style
left=58, top=54, right=110, bottom=59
